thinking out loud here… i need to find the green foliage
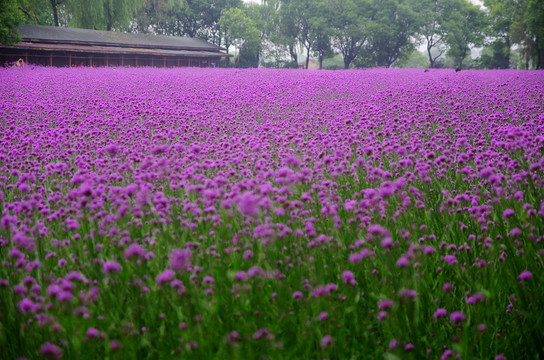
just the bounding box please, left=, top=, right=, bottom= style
left=355, top=0, right=421, bottom=68
left=219, top=7, right=261, bottom=67
left=484, top=0, right=544, bottom=69
left=309, top=0, right=333, bottom=69
left=478, top=39, right=510, bottom=69
left=444, top=0, right=487, bottom=69
left=525, top=0, right=544, bottom=68
left=396, top=49, right=430, bottom=68
left=6, top=0, right=544, bottom=69
left=18, top=0, right=54, bottom=26
left=132, top=0, right=187, bottom=35
left=68, top=0, right=146, bottom=31
left=415, top=0, right=455, bottom=68
left=327, top=0, right=370, bottom=69
left=0, top=0, right=25, bottom=45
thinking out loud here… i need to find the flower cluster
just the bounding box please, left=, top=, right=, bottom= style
left=0, top=66, right=542, bottom=359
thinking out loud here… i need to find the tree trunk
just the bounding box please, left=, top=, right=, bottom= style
left=427, top=46, right=434, bottom=68
left=319, top=53, right=323, bottom=69
left=537, top=43, right=543, bottom=69
left=50, top=0, right=59, bottom=27
left=305, top=46, right=310, bottom=69
left=289, top=44, right=298, bottom=68
left=343, top=52, right=352, bottom=69
left=505, top=36, right=511, bottom=68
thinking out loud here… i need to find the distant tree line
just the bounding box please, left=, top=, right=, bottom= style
left=1, top=0, right=543, bottom=69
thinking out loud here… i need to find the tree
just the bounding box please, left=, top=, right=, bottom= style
left=276, top=0, right=300, bottom=67
left=132, top=0, right=187, bottom=36
left=65, top=0, right=145, bottom=31
left=308, top=0, right=333, bottom=69
left=17, top=0, right=54, bottom=26
left=444, top=0, right=486, bottom=69
left=0, top=0, right=25, bottom=45
left=48, top=0, right=63, bottom=26
left=245, top=2, right=270, bottom=65
left=396, top=49, right=429, bottom=68
left=525, top=0, right=544, bottom=68
left=479, top=39, right=510, bottom=68
left=484, top=0, right=544, bottom=69
left=361, top=0, right=421, bottom=67
left=483, top=0, right=514, bottom=67
left=415, top=0, right=453, bottom=68
left=328, top=0, right=370, bottom=69
left=219, top=7, right=260, bottom=67
left=287, top=0, right=313, bottom=69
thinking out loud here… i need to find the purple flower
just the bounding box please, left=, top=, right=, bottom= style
left=237, top=192, right=260, bottom=217
left=169, top=248, right=191, bottom=271
left=449, top=311, right=466, bottom=324
left=292, top=291, right=303, bottom=300
left=342, top=270, right=357, bottom=286
left=502, top=208, right=515, bottom=218
left=234, top=271, right=247, bottom=281
left=433, top=308, right=447, bottom=319
left=401, top=289, right=417, bottom=300
left=443, top=255, right=458, bottom=265
left=377, top=311, right=388, bottom=321
left=396, top=256, right=410, bottom=268
left=320, top=335, right=333, bottom=348
left=124, top=243, right=146, bottom=259
left=103, top=261, right=122, bottom=274
left=479, top=167, right=494, bottom=178
left=518, top=270, right=533, bottom=282
left=379, top=181, right=395, bottom=197
left=39, top=342, right=62, bottom=359
left=317, top=312, right=328, bottom=321
left=18, top=298, right=34, bottom=314
left=156, top=269, right=175, bottom=285
left=378, top=299, right=394, bottom=310
left=86, top=327, right=100, bottom=338
left=441, top=349, right=453, bottom=360
left=368, top=224, right=390, bottom=237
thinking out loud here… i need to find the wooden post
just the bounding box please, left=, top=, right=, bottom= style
left=89, top=56, right=92, bottom=67
left=135, top=56, right=138, bottom=66
left=69, top=54, right=72, bottom=67
left=151, top=57, right=154, bottom=67
left=25, top=52, right=28, bottom=63
left=163, top=57, right=166, bottom=67
left=49, top=54, right=53, bottom=66
left=198, top=58, right=201, bottom=67
left=177, top=58, right=180, bottom=67
left=106, top=56, right=108, bottom=66
left=121, top=55, right=124, bottom=66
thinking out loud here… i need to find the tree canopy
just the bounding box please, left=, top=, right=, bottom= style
left=3, top=0, right=544, bottom=68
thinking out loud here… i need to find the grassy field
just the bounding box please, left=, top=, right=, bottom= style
left=0, top=66, right=543, bottom=359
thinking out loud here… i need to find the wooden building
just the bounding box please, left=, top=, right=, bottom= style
left=0, top=25, right=230, bottom=68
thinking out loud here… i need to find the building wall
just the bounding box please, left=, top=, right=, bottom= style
left=1, top=48, right=223, bottom=68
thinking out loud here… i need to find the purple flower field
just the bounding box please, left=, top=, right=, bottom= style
left=1, top=67, right=543, bottom=359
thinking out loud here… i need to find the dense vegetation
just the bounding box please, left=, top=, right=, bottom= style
left=1, top=0, right=544, bottom=69
left=1, top=67, right=543, bottom=359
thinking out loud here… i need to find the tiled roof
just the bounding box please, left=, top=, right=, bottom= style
left=18, top=25, right=225, bottom=52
